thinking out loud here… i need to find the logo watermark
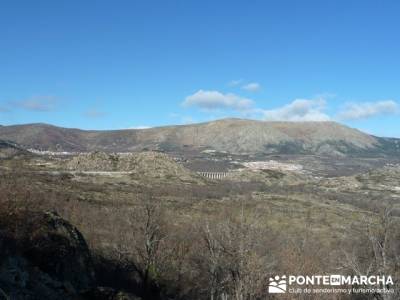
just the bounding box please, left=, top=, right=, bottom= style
left=268, top=275, right=287, bottom=293
left=268, top=275, right=394, bottom=295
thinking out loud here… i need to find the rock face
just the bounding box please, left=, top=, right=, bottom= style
left=0, top=210, right=95, bottom=299
left=1, top=119, right=399, bottom=156
left=0, top=210, right=142, bottom=299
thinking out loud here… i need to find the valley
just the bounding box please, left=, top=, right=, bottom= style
left=0, top=119, right=399, bottom=299
left=0, top=120, right=400, bottom=300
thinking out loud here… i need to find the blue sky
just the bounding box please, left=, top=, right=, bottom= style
left=0, top=0, right=399, bottom=137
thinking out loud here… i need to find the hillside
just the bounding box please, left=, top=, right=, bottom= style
left=0, top=119, right=399, bottom=156
left=0, top=139, right=30, bottom=159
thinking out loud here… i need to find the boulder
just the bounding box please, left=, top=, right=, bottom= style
left=0, top=210, right=95, bottom=299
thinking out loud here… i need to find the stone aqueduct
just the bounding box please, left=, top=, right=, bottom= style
left=197, top=172, right=230, bottom=180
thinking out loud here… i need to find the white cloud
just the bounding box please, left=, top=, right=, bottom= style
left=181, top=116, right=196, bottom=124
left=129, top=125, right=152, bottom=129
left=168, top=112, right=197, bottom=125
left=15, top=96, right=57, bottom=112
left=337, top=100, right=399, bottom=120
left=168, top=112, right=180, bottom=118
left=182, top=90, right=254, bottom=112
left=242, top=82, right=261, bottom=92
left=84, top=109, right=106, bottom=118
left=228, top=79, right=244, bottom=87
left=262, top=98, right=331, bottom=122
left=182, top=89, right=398, bottom=124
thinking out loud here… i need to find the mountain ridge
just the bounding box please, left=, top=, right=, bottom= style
left=0, top=119, right=398, bottom=157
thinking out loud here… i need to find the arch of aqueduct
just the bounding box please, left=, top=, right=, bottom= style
left=197, top=172, right=230, bottom=180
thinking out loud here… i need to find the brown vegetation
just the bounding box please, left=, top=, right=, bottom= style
left=0, top=158, right=399, bottom=299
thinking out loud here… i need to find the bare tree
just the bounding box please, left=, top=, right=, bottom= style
left=129, top=196, right=168, bottom=298
left=199, top=205, right=270, bottom=300
left=342, top=206, right=400, bottom=300
left=201, top=222, right=225, bottom=300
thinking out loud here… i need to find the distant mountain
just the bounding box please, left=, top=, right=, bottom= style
left=0, top=119, right=399, bottom=157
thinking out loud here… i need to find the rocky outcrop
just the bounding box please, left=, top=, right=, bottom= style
left=66, top=151, right=196, bottom=181
left=0, top=210, right=95, bottom=299
left=0, top=210, right=141, bottom=300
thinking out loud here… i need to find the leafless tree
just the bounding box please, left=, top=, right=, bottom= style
left=129, top=196, right=168, bottom=298
left=342, top=206, right=400, bottom=300
left=199, top=205, right=270, bottom=300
